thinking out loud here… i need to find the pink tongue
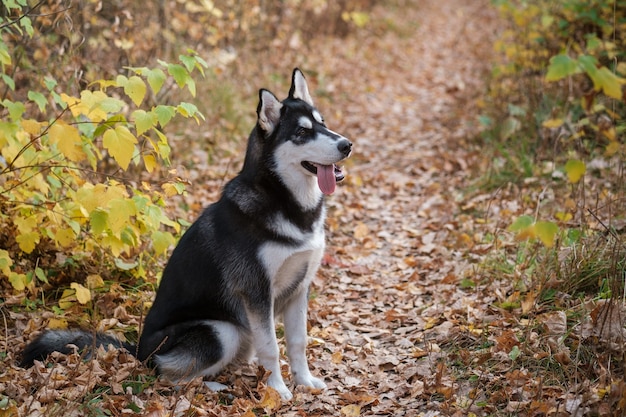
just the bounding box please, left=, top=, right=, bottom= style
left=317, top=164, right=336, bottom=195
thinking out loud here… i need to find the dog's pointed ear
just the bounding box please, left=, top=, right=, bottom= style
left=257, top=89, right=282, bottom=135
left=288, top=68, right=314, bottom=106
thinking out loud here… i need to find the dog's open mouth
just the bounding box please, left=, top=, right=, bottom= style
left=301, top=161, right=345, bottom=195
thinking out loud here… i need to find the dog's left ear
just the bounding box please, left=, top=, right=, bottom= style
left=289, top=68, right=314, bottom=106
left=257, top=89, right=283, bottom=135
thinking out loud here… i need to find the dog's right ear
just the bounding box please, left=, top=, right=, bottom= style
left=257, top=89, right=282, bottom=135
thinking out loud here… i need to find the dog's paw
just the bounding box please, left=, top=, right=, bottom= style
left=267, top=374, right=293, bottom=400
left=294, top=373, right=327, bottom=390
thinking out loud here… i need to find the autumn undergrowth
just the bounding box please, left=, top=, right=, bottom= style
left=468, top=0, right=626, bottom=414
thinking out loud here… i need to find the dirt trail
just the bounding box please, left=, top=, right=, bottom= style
left=2, top=1, right=502, bottom=415
left=293, top=0, right=500, bottom=414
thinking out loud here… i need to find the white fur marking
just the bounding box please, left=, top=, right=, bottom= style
left=312, top=110, right=323, bottom=124
left=272, top=132, right=347, bottom=209
left=246, top=310, right=292, bottom=399
left=298, top=116, right=313, bottom=130
left=273, top=142, right=322, bottom=209
left=270, top=213, right=307, bottom=241
left=259, top=214, right=325, bottom=298
left=154, top=320, right=241, bottom=380
left=259, top=230, right=325, bottom=290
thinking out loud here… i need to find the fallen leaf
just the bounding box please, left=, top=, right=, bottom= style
left=341, top=404, right=361, bottom=417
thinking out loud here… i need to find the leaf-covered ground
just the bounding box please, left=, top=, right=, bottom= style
left=4, top=0, right=621, bottom=415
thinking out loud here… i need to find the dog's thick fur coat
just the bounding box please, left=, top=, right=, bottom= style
left=21, top=69, right=352, bottom=400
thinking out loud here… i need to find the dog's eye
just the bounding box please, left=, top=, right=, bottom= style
left=296, top=127, right=309, bottom=137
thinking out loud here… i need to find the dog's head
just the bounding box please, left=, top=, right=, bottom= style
left=255, top=69, right=352, bottom=205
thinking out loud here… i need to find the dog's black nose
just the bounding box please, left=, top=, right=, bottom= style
left=338, top=139, right=352, bottom=156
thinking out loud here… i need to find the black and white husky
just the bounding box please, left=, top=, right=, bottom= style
left=20, top=69, right=352, bottom=400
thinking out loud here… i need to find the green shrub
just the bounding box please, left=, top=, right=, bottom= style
left=480, top=0, right=626, bottom=317
left=0, top=2, right=205, bottom=303
left=484, top=0, right=625, bottom=161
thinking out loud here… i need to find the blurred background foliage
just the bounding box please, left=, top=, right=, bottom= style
left=482, top=0, right=625, bottom=165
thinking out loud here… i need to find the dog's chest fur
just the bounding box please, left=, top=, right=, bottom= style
left=258, top=211, right=326, bottom=304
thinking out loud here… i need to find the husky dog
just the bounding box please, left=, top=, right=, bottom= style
left=20, top=68, right=352, bottom=400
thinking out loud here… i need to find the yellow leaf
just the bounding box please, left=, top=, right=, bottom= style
left=8, top=272, right=27, bottom=291
left=30, top=173, right=50, bottom=195
left=601, top=126, right=616, bottom=141
left=49, top=121, right=86, bottom=162
left=58, top=288, right=76, bottom=309
left=331, top=351, right=343, bottom=364
left=54, top=227, right=76, bottom=247
left=564, top=159, right=586, bottom=183
left=534, top=221, right=559, bottom=248
left=152, top=230, right=175, bottom=256
left=0, top=249, right=13, bottom=276
left=424, top=317, right=439, bottom=330
left=124, top=75, right=147, bottom=106
left=47, top=318, right=69, bottom=329
left=161, top=182, right=180, bottom=197
left=60, top=93, right=83, bottom=118
left=521, top=291, right=536, bottom=314
left=21, top=119, right=43, bottom=135
left=61, top=91, right=105, bottom=121
left=101, top=235, right=127, bottom=257
left=515, top=224, right=536, bottom=241
left=143, top=153, right=157, bottom=173
left=103, top=126, right=137, bottom=170
left=86, top=274, right=105, bottom=289
left=14, top=214, right=38, bottom=233
left=71, top=282, right=92, bottom=304
left=76, top=183, right=107, bottom=213
left=342, top=11, right=370, bottom=27
left=14, top=215, right=42, bottom=253
left=341, top=404, right=362, bottom=417
left=132, top=109, right=158, bottom=136
left=79, top=90, right=113, bottom=122
left=596, top=67, right=624, bottom=99
left=104, top=182, right=129, bottom=200
left=555, top=212, right=573, bottom=222
left=108, top=198, right=136, bottom=235
left=16, top=231, right=40, bottom=253
left=258, top=387, right=282, bottom=413
left=542, top=118, right=563, bottom=129
left=605, top=141, right=621, bottom=157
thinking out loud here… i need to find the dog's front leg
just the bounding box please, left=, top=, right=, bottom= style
left=248, top=310, right=292, bottom=400
left=283, top=287, right=327, bottom=390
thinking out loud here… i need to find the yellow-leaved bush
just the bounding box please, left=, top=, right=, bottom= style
left=0, top=52, right=207, bottom=294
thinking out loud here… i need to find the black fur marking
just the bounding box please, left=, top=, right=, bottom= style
left=20, top=329, right=133, bottom=367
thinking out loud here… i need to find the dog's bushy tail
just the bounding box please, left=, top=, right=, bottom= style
left=20, top=329, right=135, bottom=368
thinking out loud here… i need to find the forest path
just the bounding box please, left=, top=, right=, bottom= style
left=290, top=0, right=501, bottom=415
left=2, top=1, right=502, bottom=416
